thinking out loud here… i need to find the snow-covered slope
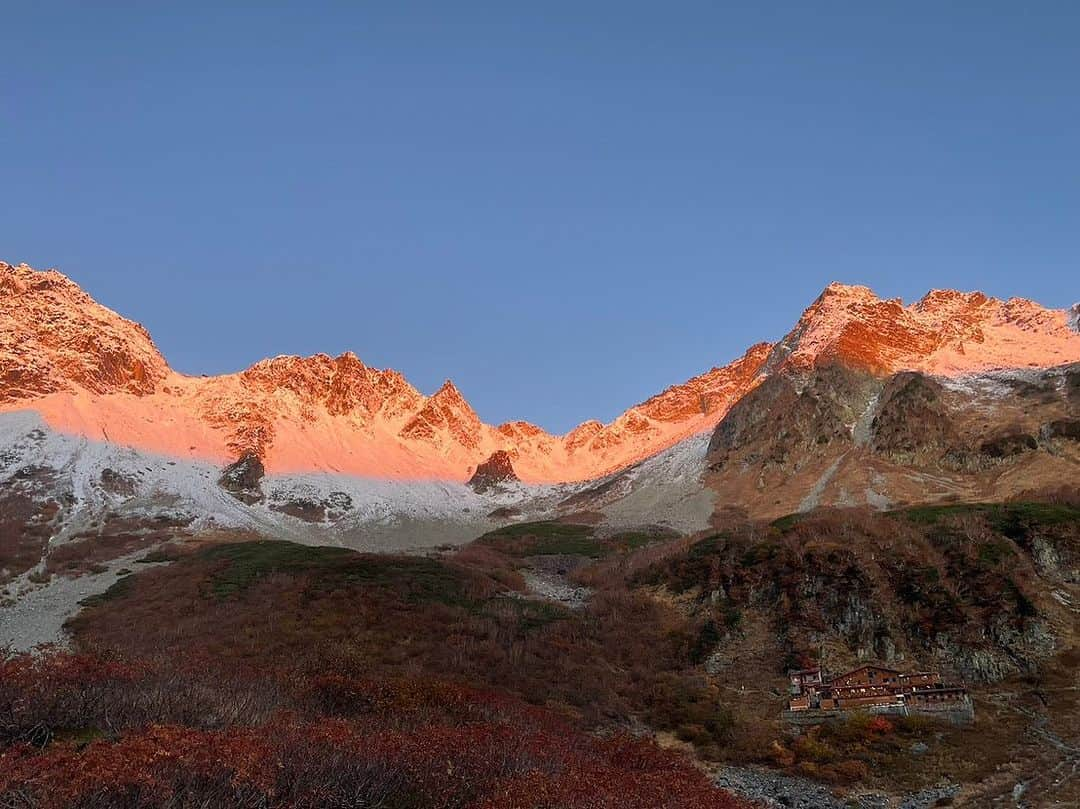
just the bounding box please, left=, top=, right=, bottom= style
left=0, top=409, right=719, bottom=560
left=0, top=261, right=771, bottom=483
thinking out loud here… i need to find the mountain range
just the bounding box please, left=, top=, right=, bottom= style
left=0, top=259, right=1077, bottom=577
left=2, top=259, right=1079, bottom=807
left=2, top=261, right=1077, bottom=488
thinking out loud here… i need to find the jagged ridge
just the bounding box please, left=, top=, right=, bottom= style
left=1, top=261, right=1077, bottom=483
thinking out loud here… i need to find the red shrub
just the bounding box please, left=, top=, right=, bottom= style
left=867, top=716, right=895, bottom=735
left=0, top=652, right=750, bottom=808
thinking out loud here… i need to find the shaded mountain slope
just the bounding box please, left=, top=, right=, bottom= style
left=706, top=362, right=1079, bottom=519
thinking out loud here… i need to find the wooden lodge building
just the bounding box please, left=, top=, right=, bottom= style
left=786, top=664, right=972, bottom=722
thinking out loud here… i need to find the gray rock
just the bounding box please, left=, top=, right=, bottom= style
left=713, top=767, right=960, bottom=809
left=897, top=783, right=961, bottom=809
left=1012, top=781, right=1027, bottom=805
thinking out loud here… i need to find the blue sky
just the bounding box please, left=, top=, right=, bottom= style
left=3, top=3, right=1077, bottom=432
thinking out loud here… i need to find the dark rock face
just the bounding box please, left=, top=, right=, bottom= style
left=707, top=363, right=877, bottom=471
left=1046, top=418, right=1080, bottom=441
left=980, top=431, right=1038, bottom=459
left=468, top=450, right=519, bottom=492
left=270, top=498, right=326, bottom=522
left=706, top=358, right=1080, bottom=518
left=870, top=373, right=957, bottom=463
left=218, top=453, right=265, bottom=504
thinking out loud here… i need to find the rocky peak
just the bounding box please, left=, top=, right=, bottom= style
left=237, top=351, right=424, bottom=423
left=564, top=420, right=604, bottom=452
left=431, top=379, right=468, bottom=406
left=1070, top=303, right=1080, bottom=334
left=3, top=261, right=1076, bottom=484
left=914, top=288, right=990, bottom=312
left=398, top=379, right=483, bottom=449
left=0, top=261, right=169, bottom=402
left=324, top=352, right=371, bottom=416
left=497, top=420, right=548, bottom=440
left=765, top=283, right=921, bottom=375
left=241, top=354, right=338, bottom=398
left=768, top=282, right=1080, bottom=377
left=817, top=281, right=882, bottom=304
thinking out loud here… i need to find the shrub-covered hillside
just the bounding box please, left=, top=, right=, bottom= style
left=638, top=502, right=1079, bottom=683
left=1, top=536, right=748, bottom=808
left=634, top=501, right=1080, bottom=801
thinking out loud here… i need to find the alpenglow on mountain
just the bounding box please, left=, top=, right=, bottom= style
left=2, top=262, right=1077, bottom=486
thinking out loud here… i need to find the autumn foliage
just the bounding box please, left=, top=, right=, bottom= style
left=0, top=652, right=747, bottom=809
left=0, top=539, right=751, bottom=808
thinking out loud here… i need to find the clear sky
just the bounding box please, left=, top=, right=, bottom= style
left=3, top=3, right=1077, bottom=433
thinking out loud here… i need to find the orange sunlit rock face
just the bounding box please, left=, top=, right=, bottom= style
left=1, top=263, right=1077, bottom=483
left=766, top=282, right=1079, bottom=376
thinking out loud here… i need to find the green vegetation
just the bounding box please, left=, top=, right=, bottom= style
left=198, top=541, right=353, bottom=597
left=985, top=503, right=1080, bottom=539
left=899, top=501, right=1080, bottom=533
left=78, top=573, right=135, bottom=607
left=475, top=522, right=677, bottom=564
left=197, top=540, right=476, bottom=605
left=65, top=533, right=732, bottom=766
left=487, top=596, right=572, bottom=631
left=770, top=512, right=805, bottom=532
left=687, top=533, right=727, bottom=560
left=136, top=546, right=182, bottom=564
left=476, top=521, right=604, bottom=558
left=740, top=542, right=781, bottom=568
left=977, top=539, right=1015, bottom=568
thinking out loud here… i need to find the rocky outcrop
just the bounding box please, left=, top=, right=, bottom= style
left=869, top=373, right=958, bottom=465
left=713, top=766, right=960, bottom=809
left=269, top=491, right=353, bottom=523
left=468, top=450, right=519, bottom=492
left=218, top=453, right=265, bottom=504
left=644, top=504, right=1079, bottom=688
left=708, top=363, right=879, bottom=473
